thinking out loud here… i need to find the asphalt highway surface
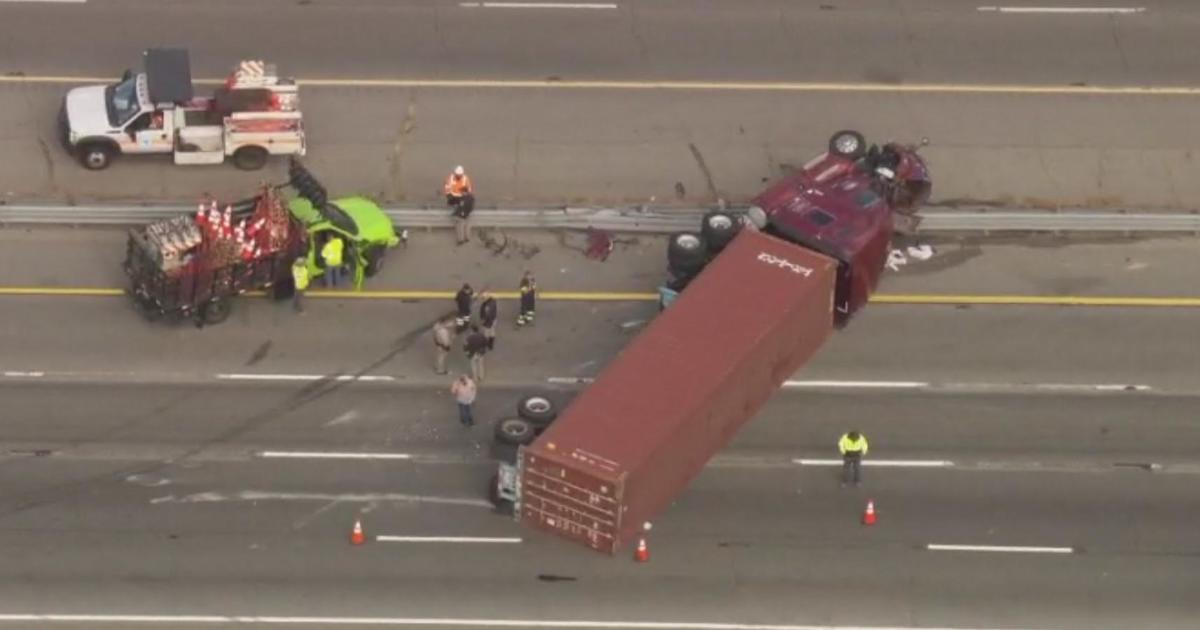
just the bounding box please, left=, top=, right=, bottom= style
left=2, top=1, right=1200, bottom=206
left=1, top=228, right=1199, bottom=628
left=2, top=1, right=1199, bottom=627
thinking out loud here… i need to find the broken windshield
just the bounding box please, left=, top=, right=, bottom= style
left=105, top=76, right=141, bottom=127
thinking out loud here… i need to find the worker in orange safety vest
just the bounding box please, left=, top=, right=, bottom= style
left=444, top=165, right=475, bottom=245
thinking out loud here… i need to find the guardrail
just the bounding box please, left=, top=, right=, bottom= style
left=1, top=204, right=1198, bottom=233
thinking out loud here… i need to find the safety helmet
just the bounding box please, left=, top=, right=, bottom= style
left=454, top=165, right=465, bottom=176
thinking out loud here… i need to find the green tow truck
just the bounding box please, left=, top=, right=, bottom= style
left=125, top=159, right=405, bottom=325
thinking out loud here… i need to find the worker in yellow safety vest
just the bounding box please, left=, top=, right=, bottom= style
left=838, top=431, right=869, bottom=486
left=321, top=235, right=345, bottom=288
left=291, top=256, right=309, bottom=313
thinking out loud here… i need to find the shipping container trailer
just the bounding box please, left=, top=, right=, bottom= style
left=516, top=230, right=837, bottom=553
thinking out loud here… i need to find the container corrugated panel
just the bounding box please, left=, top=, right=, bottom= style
left=519, top=229, right=838, bottom=553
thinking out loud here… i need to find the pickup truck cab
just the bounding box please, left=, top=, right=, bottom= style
left=60, top=48, right=304, bottom=171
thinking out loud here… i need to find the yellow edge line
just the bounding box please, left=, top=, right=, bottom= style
left=3, top=75, right=1200, bottom=96
left=2, top=287, right=1199, bottom=307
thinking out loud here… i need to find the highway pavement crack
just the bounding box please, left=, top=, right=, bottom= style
left=688, top=142, right=720, bottom=203
left=388, top=99, right=418, bottom=200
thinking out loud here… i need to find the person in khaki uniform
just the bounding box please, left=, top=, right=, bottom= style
left=432, top=317, right=454, bottom=375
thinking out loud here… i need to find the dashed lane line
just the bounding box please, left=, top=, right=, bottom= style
left=926, top=543, right=1076, bottom=554
left=794, top=459, right=955, bottom=468
left=0, top=613, right=1046, bottom=628
left=376, top=536, right=523, bottom=544
left=257, top=451, right=413, bottom=461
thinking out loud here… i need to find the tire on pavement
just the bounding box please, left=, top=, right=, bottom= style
left=363, top=247, right=385, bottom=278
left=667, top=232, right=707, bottom=276
left=79, top=143, right=116, bottom=170
left=494, top=417, right=537, bottom=447
left=700, top=211, right=740, bottom=253
left=828, top=130, right=867, bottom=160
left=517, top=395, right=558, bottom=427
left=202, top=297, right=233, bottom=325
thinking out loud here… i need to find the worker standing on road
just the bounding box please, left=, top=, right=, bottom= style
left=838, top=430, right=869, bottom=486
left=516, top=270, right=537, bottom=327
left=291, top=256, right=309, bottom=313
left=479, top=290, right=498, bottom=350
left=321, top=235, right=345, bottom=288
left=450, top=374, right=477, bottom=428
left=454, top=283, right=475, bottom=332
left=444, top=165, right=475, bottom=245
left=432, top=317, right=454, bottom=375
left=464, top=325, right=489, bottom=382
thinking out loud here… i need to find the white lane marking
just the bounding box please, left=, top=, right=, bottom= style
left=257, top=451, right=413, bottom=461
left=548, top=377, right=1153, bottom=393
left=783, top=380, right=929, bottom=389
left=376, top=536, right=523, bottom=544
left=927, top=543, right=1075, bottom=554
left=794, top=459, right=955, bottom=468
left=0, top=613, right=1045, bottom=628
left=2, top=371, right=44, bottom=377
left=149, top=491, right=491, bottom=509
left=977, top=5, right=1145, bottom=13
left=216, top=373, right=394, bottom=382
left=460, top=2, right=619, bottom=8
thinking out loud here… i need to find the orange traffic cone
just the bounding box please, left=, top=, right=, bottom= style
left=862, top=499, right=877, bottom=526
left=350, top=519, right=366, bottom=545
left=633, top=537, right=649, bottom=562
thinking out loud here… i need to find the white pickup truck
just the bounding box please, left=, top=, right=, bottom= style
left=59, top=49, right=305, bottom=171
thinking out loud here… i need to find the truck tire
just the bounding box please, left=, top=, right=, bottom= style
left=494, top=417, right=536, bottom=447
left=828, top=130, right=867, bottom=160
left=700, top=211, right=739, bottom=253
left=202, top=297, right=233, bottom=325
left=517, top=395, right=558, bottom=427
left=363, top=247, right=385, bottom=278
left=79, top=143, right=115, bottom=170
left=667, top=232, right=707, bottom=275
left=233, top=146, right=269, bottom=171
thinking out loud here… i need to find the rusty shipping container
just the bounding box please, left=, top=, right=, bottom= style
left=518, top=229, right=839, bottom=553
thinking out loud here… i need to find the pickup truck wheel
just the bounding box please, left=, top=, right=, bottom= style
left=517, top=395, right=558, bottom=427
left=202, top=297, right=233, bottom=324
left=667, top=232, right=707, bottom=275
left=233, top=146, right=269, bottom=171
left=494, top=417, right=536, bottom=447
left=701, top=212, right=739, bottom=253
left=828, top=130, right=867, bottom=159
left=79, top=144, right=114, bottom=170
left=363, top=247, right=385, bottom=278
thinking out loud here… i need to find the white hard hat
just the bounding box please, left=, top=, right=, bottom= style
left=454, top=165, right=465, bottom=176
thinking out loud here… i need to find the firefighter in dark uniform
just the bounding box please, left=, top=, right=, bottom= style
left=516, top=271, right=537, bottom=327
left=454, top=283, right=474, bottom=333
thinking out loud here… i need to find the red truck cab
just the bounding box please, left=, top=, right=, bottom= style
left=668, top=130, right=931, bottom=326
